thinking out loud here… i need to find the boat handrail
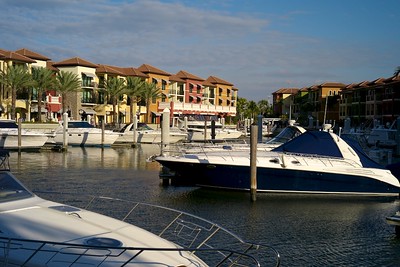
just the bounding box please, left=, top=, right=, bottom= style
left=155, top=146, right=362, bottom=168
left=32, top=191, right=281, bottom=267
left=0, top=237, right=271, bottom=267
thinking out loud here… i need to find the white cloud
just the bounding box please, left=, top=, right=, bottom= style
left=1, top=0, right=399, bottom=101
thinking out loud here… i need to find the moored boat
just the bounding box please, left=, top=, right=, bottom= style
left=178, top=116, right=243, bottom=142
left=51, top=120, right=121, bottom=147
left=0, top=150, right=280, bottom=266
left=114, top=122, right=187, bottom=144
left=155, top=131, right=400, bottom=195
left=386, top=211, right=400, bottom=236
left=0, top=119, right=50, bottom=150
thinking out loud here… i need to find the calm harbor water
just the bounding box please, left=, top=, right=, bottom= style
left=8, top=144, right=400, bottom=267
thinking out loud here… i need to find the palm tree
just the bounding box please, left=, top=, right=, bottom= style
left=236, top=97, right=248, bottom=122
left=103, top=77, right=126, bottom=125
left=125, top=76, right=145, bottom=123
left=257, top=99, right=270, bottom=117
left=0, top=65, right=34, bottom=120
left=247, top=100, right=259, bottom=119
left=55, top=71, right=81, bottom=116
left=31, top=67, right=56, bottom=122
left=394, top=66, right=400, bottom=76
left=141, top=82, right=161, bottom=123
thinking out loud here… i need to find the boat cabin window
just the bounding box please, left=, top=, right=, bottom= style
left=0, top=121, right=18, bottom=129
left=0, top=172, right=33, bottom=202
left=137, top=123, right=153, bottom=131
left=67, top=121, right=94, bottom=128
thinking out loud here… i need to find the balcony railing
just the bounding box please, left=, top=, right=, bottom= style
left=159, top=102, right=236, bottom=114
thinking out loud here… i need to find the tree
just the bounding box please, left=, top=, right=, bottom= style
left=257, top=99, right=270, bottom=117
left=0, top=65, right=34, bottom=120
left=394, top=66, right=400, bottom=76
left=141, top=82, right=161, bottom=123
left=31, top=67, right=56, bottom=122
left=103, top=77, right=126, bottom=125
left=125, top=76, right=146, bottom=123
left=247, top=100, right=259, bottom=119
left=236, top=97, right=248, bottom=122
left=55, top=71, right=81, bottom=117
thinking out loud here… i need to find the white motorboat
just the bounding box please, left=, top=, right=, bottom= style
left=52, top=120, right=121, bottom=147
left=115, top=122, right=187, bottom=144
left=0, top=151, right=280, bottom=266
left=0, top=119, right=50, bottom=150
left=155, top=130, right=400, bottom=195
left=173, top=123, right=306, bottom=154
left=261, top=118, right=281, bottom=136
left=178, top=116, right=243, bottom=142
left=367, top=125, right=397, bottom=148
left=386, top=211, right=400, bottom=236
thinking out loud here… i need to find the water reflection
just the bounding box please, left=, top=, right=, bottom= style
left=11, top=144, right=162, bottom=171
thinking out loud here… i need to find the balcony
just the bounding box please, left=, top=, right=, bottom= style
left=158, top=102, right=236, bottom=115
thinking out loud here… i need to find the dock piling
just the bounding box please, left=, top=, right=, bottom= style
left=250, top=124, right=258, bottom=202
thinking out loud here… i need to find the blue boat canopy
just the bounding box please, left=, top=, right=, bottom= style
left=272, top=131, right=342, bottom=157
left=272, top=131, right=385, bottom=169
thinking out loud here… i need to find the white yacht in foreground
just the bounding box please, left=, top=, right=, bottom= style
left=0, top=151, right=280, bottom=266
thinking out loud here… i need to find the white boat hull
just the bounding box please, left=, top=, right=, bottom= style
left=115, top=123, right=187, bottom=144
left=188, top=129, right=243, bottom=142
left=0, top=133, right=49, bottom=149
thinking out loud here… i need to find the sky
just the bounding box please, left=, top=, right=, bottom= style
left=1, top=0, right=399, bottom=101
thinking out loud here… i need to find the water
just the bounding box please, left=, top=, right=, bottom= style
left=8, top=144, right=400, bottom=267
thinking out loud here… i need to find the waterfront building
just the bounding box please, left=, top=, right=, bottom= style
left=0, top=47, right=237, bottom=126
left=273, top=75, right=400, bottom=129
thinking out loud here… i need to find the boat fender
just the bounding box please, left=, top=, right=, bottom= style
left=280, top=154, right=287, bottom=168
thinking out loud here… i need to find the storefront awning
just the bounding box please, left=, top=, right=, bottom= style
left=80, top=107, right=96, bottom=115
left=82, top=72, right=96, bottom=78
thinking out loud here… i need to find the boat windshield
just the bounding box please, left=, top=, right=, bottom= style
left=0, top=120, right=18, bottom=129
left=67, top=121, right=94, bottom=128
left=0, top=172, right=33, bottom=203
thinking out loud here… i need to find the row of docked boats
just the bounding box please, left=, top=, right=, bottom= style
left=0, top=150, right=280, bottom=266
left=153, top=125, right=400, bottom=196
left=0, top=117, right=247, bottom=149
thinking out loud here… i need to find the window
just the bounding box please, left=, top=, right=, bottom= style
left=197, top=85, right=201, bottom=94
left=82, top=89, right=94, bottom=103
left=81, top=73, right=93, bottom=87
left=162, top=80, right=167, bottom=90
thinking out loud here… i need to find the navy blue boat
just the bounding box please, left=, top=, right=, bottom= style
left=155, top=131, right=400, bottom=195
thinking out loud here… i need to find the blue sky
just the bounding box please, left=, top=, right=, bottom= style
left=1, top=0, right=399, bottom=101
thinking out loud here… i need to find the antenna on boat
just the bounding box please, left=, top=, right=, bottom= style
left=323, top=94, right=328, bottom=125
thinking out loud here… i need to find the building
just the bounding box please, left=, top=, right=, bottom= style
left=0, top=47, right=238, bottom=125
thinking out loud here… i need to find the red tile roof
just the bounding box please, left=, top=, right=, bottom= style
left=96, top=64, right=125, bottom=75
left=119, top=67, right=148, bottom=78
left=205, top=76, right=233, bottom=86
left=53, top=57, right=97, bottom=68
left=137, top=64, right=171, bottom=76
left=176, top=70, right=204, bottom=81
left=46, top=61, right=59, bottom=71
left=0, top=49, right=36, bottom=63
left=169, top=74, right=185, bottom=83
left=318, top=82, right=346, bottom=88
left=15, top=48, right=50, bottom=61
left=273, top=88, right=299, bottom=94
